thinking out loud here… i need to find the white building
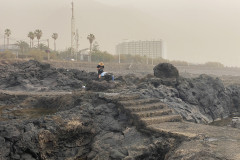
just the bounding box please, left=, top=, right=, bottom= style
left=0, top=44, right=19, bottom=51
left=78, top=48, right=90, bottom=61
left=116, top=40, right=164, bottom=59
left=0, top=44, right=19, bottom=54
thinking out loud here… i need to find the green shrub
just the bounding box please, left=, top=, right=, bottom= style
left=92, top=50, right=114, bottom=62
left=0, top=51, right=15, bottom=59
left=26, top=49, right=47, bottom=61
left=170, top=60, right=189, bottom=66
left=203, top=62, right=224, bottom=68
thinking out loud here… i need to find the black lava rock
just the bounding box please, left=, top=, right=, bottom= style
left=153, top=63, right=179, bottom=79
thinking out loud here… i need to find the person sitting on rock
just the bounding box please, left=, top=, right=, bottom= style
left=97, top=62, right=104, bottom=79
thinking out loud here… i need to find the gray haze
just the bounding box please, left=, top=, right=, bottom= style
left=1, top=0, right=240, bottom=66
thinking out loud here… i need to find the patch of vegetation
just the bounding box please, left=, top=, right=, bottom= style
left=12, top=107, right=57, bottom=119
left=203, top=62, right=224, bottom=68
left=92, top=50, right=114, bottom=62
left=209, top=117, right=232, bottom=126
left=0, top=50, right=16, bottom=59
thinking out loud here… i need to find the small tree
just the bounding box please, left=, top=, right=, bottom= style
left=92, top=50, right=114, bottom=62
left=16, top=41, right=29, bottom=54
left=39, top=43, right=48, bottom=51
left=204, top=62, right=224, bottom=68
left=58, top=47, right=72, bottom=60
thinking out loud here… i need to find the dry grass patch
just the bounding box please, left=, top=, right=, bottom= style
left=66, top=120, right=82, bottom=131
left=12, top=107, right=57, bottom=119
left=209, top=117, right=232, bottom=126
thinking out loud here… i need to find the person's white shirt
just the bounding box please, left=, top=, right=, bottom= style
left=101, top=72, right=107, bottom=77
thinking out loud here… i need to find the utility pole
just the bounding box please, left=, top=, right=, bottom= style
left=3, top=35, right=5, bottom=49
left=152, top=40, right=154, bottom=65
left=147, top=41, right=149, bottom=65
left=119, top=52, right=120, bottom=64
left=47, top=39, right=50, bottom=61
left=117, top=44, right=120, bottom=63
left=71, top=1, right=75, bottom=57
left=47, top=39, right=49, bottom=48
left=75, top=29, right=79, bottom=60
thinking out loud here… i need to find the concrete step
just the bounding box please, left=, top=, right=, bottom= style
left=148, top=121, right=240, bottom=139
left=117, top=94, right=141, bottom=101
left=125, top=102, right=167, bottom=112
left=147, top=122, right=197, bottom=138
left=101, top=93, right=141, bottom=101
left=132, top=108, right=172, bottom=118
left=119, top=98, right=160, bottom=106
left=141, top=115, right=182, bottom=125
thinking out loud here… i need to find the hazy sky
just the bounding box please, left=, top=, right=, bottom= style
left=1, top=0, right=240, bottom=66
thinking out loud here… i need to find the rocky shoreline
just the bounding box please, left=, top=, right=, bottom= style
left=0, top=60, right=239, bottom=160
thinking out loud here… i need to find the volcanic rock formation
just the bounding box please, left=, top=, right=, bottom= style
left=0, top=60, right=240, bottom=160
left=153, top=63, right=179, bottom=79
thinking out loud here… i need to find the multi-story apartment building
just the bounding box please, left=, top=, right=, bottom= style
left=116, top=40, right=163, bottom=58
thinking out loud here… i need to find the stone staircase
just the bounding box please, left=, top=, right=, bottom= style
left=103, top=93, right=182, bottom=128
left=102, top=92, right=240, bottom=160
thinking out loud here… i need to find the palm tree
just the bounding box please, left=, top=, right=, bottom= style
left=16, top=41, right=29, bottom=54
left=51, top=33, right=58, bottom=51
left=5, top=29, right=11, bottom=49
left=27, top=32, right=35, bottom=48
left=34, top=29, right=42, bottom=48
left=87, top=34, right=95, bottom=62
left=39, top=43, right=48, bottom=51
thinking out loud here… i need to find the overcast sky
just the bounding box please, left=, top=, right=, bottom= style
left=1, top=0, right=240, bottom=66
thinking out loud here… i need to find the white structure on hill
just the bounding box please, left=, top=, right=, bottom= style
left=78, top=48, right=90, bottom=61
left=0, top=44, right=19, bottom=52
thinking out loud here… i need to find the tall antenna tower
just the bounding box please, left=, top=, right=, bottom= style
left=71, top=1, right=75, bottom=55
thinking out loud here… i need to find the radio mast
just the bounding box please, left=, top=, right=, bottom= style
left=71, top=1, right=75, bottom=56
